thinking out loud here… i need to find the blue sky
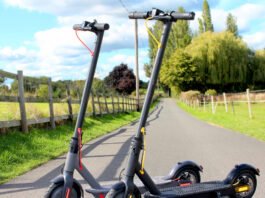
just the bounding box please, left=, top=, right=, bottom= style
left=0, top=0, right=265, bottom=82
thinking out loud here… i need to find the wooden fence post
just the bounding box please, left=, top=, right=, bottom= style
left=223, top=92, right=228, bottom=113
left=203, top=97, right=206, bottom=112
left=117, top=96, right=120, bottom=113
left=211, top=96, right=215, bottom=114
left=97, top=94, right=102, bottom=116
left=91, top=91, right=96, bottom=116
left=111, top=94, right=115, bottom=114
left=104, top=94, right=109, bottom=114
left=66, top=83, right=73, bottom=121
left=246, top=89, right=252, bottom=119
left=122, top=95, right=125, bottom=112
left=17, top=70, right=28, bottom=132
left=48, top=78, right=55, bottom=129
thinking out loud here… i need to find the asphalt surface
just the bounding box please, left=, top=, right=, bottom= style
left=0, top=98, right=264, bottom=197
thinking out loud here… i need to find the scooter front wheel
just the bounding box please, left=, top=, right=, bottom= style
left=45, top=182, right=82, bottom=198
left=231, top=171, right=257, bottom=198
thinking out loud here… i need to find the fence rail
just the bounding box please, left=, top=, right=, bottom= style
left=0, top=70, right=148, bottom=133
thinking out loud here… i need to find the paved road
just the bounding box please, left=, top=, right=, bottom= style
left=0, top=98, right=264, bottom=197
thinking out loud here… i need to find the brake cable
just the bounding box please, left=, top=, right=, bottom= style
left=145, top=17, right=161, bottom=49
left=75, top=30, right=94, bottom=57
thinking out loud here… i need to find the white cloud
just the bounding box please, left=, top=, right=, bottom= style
left=2, top=0, right=265, bottom=82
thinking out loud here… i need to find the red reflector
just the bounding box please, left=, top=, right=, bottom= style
left=99, top=193, right=105, bottom=198
left=180, top=183, right=191, bottom=187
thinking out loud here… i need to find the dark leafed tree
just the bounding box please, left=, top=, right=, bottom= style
left=104, top=63, right=136, bottom=95
left=202, top=0, right=214, bottom=32
left=226, top=13, right=238, bottom=37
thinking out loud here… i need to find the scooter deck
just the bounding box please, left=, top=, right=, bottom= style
left=144, top=181, right=232, bottom=198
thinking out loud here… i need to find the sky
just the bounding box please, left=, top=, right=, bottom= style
left=0, top=0, right=265, bottom=82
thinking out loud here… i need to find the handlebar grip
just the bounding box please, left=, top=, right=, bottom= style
left=93, top=23, right=110, bottom=31
left=73, top=21, right=109, bottom=31
left=170, top=12, right=195, bottom=20
left=128, top=12, right=149, bottom=19
left=73, top=24, right=83, bottom=31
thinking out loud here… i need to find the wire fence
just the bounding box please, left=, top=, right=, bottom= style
left=180, top=89, right=265, bottom=120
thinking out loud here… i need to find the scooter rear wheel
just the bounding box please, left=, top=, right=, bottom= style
left=231, top=171, right=257, bottom=198
left=175, top=168, right=200, bottom=184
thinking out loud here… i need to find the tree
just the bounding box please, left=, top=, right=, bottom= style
left=104, top=63, right=136, bottom=95
left=253, top=49, right=265, bottom=87
left=226, top=13, right=238, bottom=37
left=92, top=78, right=108, bottom=94
left=198, top=18, right=204, bottom=34
left=186, top=31, right=248, bottom=92
left=202, top=0, right=214, bottom=32
left=36, top=85, right=49, bottom=99
left=144, top=63, right=152, bottom=78
left=160, top=50, right=200, bottom=91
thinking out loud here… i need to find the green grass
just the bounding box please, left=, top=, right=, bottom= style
left=177, top=101, right=265, bottom=141
left=0, top=112, right=140, bottom=184
left=0, top=99, right=159, bottom=184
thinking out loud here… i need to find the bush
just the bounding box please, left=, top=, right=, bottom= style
left=180, top=90, right=201, bottom=100
left=205, top=89, right=217, bottom=96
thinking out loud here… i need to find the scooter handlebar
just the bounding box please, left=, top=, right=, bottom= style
left=73, top=21, right=109, bottom=32
left=170, top=11, right=195, bottom=20
left=128, top=9, right=195, bottom=21
left=128, top=11, right=149, bottom=19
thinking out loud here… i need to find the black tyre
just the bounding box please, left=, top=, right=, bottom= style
left=45, top=182, right=82, bottom=198
left=175, top=168, right=201, bottom=184
left=231, top=171, right=257, bottom=198
left=106, top=186, right=141, bottom=198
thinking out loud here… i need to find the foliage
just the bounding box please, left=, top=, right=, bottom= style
left=36, top=85, right=49, bottom=98
left=205, top=89, right=217, bottom=96
left=180, top=90, right=201, bottom=100
left=160, top=50, right=200, bottom=90
left=0, top=112, right=141, bottom=184
left=178, top=101, right=265, bottom=142
left=186, top=31, right=248, bottom=92
left=226, top=13, right=238, bottom=37
left=253, top=49, right=265, bottom=86
left=104, top=63, right=136, bottom=95
left=202, top=0, right=214, bottom=32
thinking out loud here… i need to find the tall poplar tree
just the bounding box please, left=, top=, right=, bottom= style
left=226, top=13, right=238, bottom=37
left=202, top=0, right=214, bottom=32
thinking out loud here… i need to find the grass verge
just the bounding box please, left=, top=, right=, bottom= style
left=0, top=99, right=159, bottom=184
left=0, top=112, right=140, bottom=184
left=177, top=101, right=265, bottom=142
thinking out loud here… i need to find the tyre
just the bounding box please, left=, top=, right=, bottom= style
left=45, top=182, right=82, bottom=198
left=175, top=168, right=201, bottom=184
left=106, top=186, right=141, bottom=198
left=231, top=171, right=257, bottom=198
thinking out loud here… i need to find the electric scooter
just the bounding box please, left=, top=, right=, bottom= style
left=105, top=8, right=259, bottom=198
left=45, top=20, right=202, bottom=198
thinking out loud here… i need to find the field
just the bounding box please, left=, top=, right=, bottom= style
left=177, top=101, right=265, bottom=141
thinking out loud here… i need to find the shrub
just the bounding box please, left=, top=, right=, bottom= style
left=205, top=89, right=217, bottom=96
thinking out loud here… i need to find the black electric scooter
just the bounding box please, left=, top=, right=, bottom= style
left=45, top=20, right=202, bottom=198
left=105, top=8, right=259, bottom=198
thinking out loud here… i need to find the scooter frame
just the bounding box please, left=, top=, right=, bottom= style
left=45, top=20, right=202, bottom=198
left=105, top=8, right=260, bottom=198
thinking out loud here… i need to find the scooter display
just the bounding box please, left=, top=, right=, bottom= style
left=105, top=8, right=259, bottom=198
left=45, top=19, right=202, bottom=198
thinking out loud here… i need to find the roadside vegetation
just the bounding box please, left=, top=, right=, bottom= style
left=0, top=112, right=140, bottom=184
left=177, top=101, right=265, bottom=142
